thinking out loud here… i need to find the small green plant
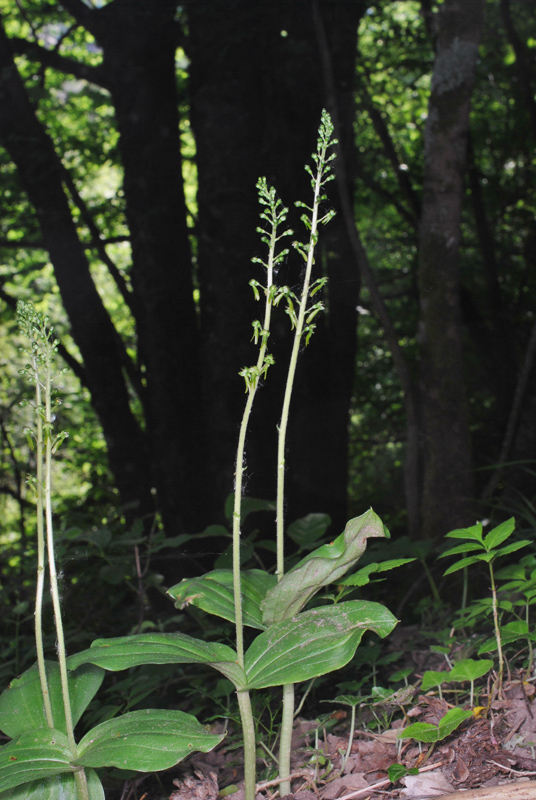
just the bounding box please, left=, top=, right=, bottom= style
left=492, top=556, right=536, bottom=669
left=420, top=658, right=493, bottom=707
left=322, top=695, right=360, bottom=773
left=439, top=518, right=531, bottom=697
left=398, top=707, right=473, bottom=747
left=0, top=304, right=223, bottom=800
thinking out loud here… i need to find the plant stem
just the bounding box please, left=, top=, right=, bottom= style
left=237, top=690, right=257, bottom=800
left=275, top=113, right=335, bottom=576
left=232, top=180, right=285, bottom=800
left=278, top=683, right=295, bottom=795
left=276, top=111, right=336, bottom=796
left=232, top=187, right=278, bottom=666
left=489, top=561, right=504, bottom=696
left=341, top=703, right=357, bottom=774
left=32, top=349, right=54, bottom=729
left=526, top=602, right=533, bottom=673
left=41, top=344, right=89, bottom=800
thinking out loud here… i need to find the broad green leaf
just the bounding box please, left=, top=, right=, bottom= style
left=0, top=768, right=104, bottom=800
left=478, top=621, right=536, bottom=654
left=445, top=524, right=483, bottom=543
left=0, top=729, right=72, bottom=792
left=449, top=659, right=493, bottom=682
left=370, top=686, right=396, bottom=702
left=287, top=514, right=331, bottom=550
left=398, top=708, right=472, bottom=743
left=168, top=569, right=276, bottom=629
left=495, top=540, right=531, bottom=559
left=443, top=554, right=491, bottom=575
left=76, top=709, right=224, bottom=771
left=495, top=564, right=526, bottom=581
left=437, top=707, right=473, bottom=738
left=397, top=722, right=438, bottom=743
left=245, top=599, right=397, bottom=689
left=438, top=542, right=484, bottom=559
left=484, top=518, right=515, bottom=550
left=340, top=558, right=415, bottom=587
left=0, top=662, right=104, bottom=739
left=261, top=509, right=388, bottom=625
left=67, top=633, right=246, bottom=690
left=420, top=670, right=448, bottom=691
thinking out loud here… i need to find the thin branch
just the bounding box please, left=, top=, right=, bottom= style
left=0, top=238, right=44, bottom=249
left=0, top=236, right=130, bottom=249
left=10, top=36, right=107, bottom=87
left=60, top=167, right=135, bottom=314
left=482, top=319, right=536, bottom=501
left=59, top=167, right=145, bottom=400
left=313, top=0, right=421, bottom=536
left=357, top=74, right=421, bottom=224
left=354, top=151, right=418, bottom=229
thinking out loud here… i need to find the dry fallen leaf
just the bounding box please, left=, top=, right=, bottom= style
left=169, top=769, right=219, bottom=800
left=402, top=770, right=455, bottom=798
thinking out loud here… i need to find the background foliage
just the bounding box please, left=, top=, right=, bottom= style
left=0, top=0, right=536, bottom=739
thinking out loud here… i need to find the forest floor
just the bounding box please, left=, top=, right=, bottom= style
left=114, top=627, right=536, bottom=800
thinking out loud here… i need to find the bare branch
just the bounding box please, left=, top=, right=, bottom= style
left=10, top=36, right=107, bottom=87
left=357, top=75, right=421, bottom=225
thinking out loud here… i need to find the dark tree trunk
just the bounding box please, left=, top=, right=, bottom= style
left=63, top=0, right=208, bottom=536
left=417, top=0, right=485, bottom=538
left=0, top=16, right=154, bottom=525
left=186, top=0, right=363, bottom=533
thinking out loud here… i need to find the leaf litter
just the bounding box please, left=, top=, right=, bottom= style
left=113, top=623, right=536, bottom=800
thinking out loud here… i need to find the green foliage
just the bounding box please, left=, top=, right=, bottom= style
left=0, top=305, right=225, bottom=800
left=398, top=707, right=473, bottom=744
left=0, top=115, right=398, bottom=800
left=421, top=659, right=493, bottom=707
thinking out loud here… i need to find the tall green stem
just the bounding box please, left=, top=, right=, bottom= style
left=32, top=351, right=54, bottom=730
left=18, top=303, right=89, bottom=800
left=276, top=111, right=337, bottom=796
left=44, top=343, right=89, bottom=800
left=237, top=690, right=257, bottom=800
left=276, top=169, right=323, bottom=579
left=232, top=180, right=290, bottom=800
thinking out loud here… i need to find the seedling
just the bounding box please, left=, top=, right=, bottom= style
left=322, top=694, right=361, bottom=773
left=448, top=658, right=493, bottom=707
left=439, top=518, right=531, bottom=696
left=388, top=763, right=419, bottom=782
left=398, top=706, right=473, bottom=745
left=420, top=670, right=448, bottom=701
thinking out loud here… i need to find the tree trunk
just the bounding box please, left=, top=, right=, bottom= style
left=0, top=16, right=154, bottom=525
left=63, top=0, right=208, bottom=536
left=186, top=0, right=363, bottom=532
left=418, top=0, right=485, bottom=538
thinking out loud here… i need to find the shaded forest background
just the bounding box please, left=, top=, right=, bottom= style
left=0, top=0, right=536, bottom=596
